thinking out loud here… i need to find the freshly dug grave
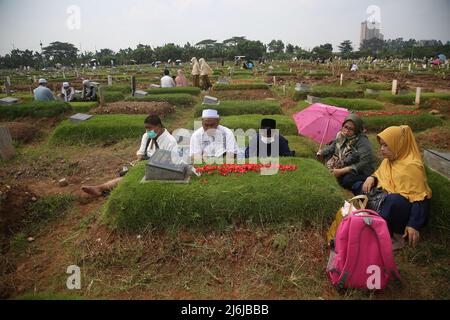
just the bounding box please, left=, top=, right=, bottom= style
left=90, top=101, right=175, bottom=115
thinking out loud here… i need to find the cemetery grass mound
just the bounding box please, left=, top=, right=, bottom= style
left=126, top=94, right=197, bottom=107
left=68, top=101, right=99, bottom=113
left=213, top=83, right=270, bottom=91
left=104, top=91, right=125, bottom=103
left=220, top=114, right=298, bottom=135
left=364, top=91, right=450, bottom=105
left=361, top=113, right=443, bottom=132
left=102, top=158, right=345, bottom=231
left=293, top=85, right=364, bottom=101
left=194, top=100, right=282, bottom=117
left=50, top=114, right=148, bottom=145
left=320, top=98, right=384, bottom=111
left=0, top=101, right=72, bottom=120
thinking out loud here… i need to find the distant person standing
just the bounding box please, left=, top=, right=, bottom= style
left=82, top=80, right=97, bottom=101
left=33, top=78, right=55, bottom=101
left=191, top=57, right=200, bottom=88
left=175, top=69, right=188, bottom=87
left=160, top=69, right=176, bottom=88
left=199, top=58, right=213, bottom=91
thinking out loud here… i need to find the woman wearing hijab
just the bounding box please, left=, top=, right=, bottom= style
left=199, top=58, right=213, bottom=91
left=175, top=69, right=189, bottom=87
left=355, top=125, right=432, bottom=249
left=317, top=114, right=376, bottom=194
left=191, top=57, right=200, bottom=88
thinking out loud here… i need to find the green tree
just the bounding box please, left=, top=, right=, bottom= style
left=338, top=40, right=353, bottom=57
left=42, top=41, right=78, bottom=65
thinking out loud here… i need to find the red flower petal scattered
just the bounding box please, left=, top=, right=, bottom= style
left=194, top=164, right=298, bottom=176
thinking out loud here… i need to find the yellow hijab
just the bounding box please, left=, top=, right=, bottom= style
left=374, top=125, right=432, bottom=202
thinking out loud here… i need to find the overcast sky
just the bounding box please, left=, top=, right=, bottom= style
left=0, top=0, right=449, bottom=55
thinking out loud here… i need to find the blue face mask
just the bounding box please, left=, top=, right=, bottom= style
left=147, top=130, right=157, bottom=139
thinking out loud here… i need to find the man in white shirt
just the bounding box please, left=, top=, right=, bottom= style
left=160, top=69, right=176, bottom=88
left=81, top=115, right=178, bottom=197
left=190, top=109, right=237, bottom=164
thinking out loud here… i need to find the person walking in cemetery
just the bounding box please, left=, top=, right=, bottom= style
left=245, top=118, right=295, bottom=158
left=199, top=58, right=213, bottom=91
left=33, top=78, right=55, bottom=101
left=191, top=57, right=201, bottom=88
left=354, top=125, right=432, bottom=250
left=160, top=69, right=176, bottom=88
left=60, top=82, right=75, bottom=102
left=317, top=114, right=375, bottom=194
left=175, top=69, right=189, bottom=87
left=190, top=109, right=238, bottom=164
left=81, top=115, right=179, bottom=197
left=82, top=80, right=97, bottom=101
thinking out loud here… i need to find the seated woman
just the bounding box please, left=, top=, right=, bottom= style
left=317, top=114, right=375, bottom=194
left=354, top=125, right=432, bottom=250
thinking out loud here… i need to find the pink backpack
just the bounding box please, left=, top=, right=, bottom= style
left=326, top=208, right=401, bottom=291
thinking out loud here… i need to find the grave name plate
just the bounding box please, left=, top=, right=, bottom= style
left=424, top=149, right=450, bottom=179
left=69, top=113, right=93, bottom=122
left=145, top=149, right=189, bottom=182
left=134, top=90, right=148, bottom=97
left=306, top=95, right=321, bottom=104
left=0, top=97, right=19, bottom=106
left=202, top=96, right=220, bottom=105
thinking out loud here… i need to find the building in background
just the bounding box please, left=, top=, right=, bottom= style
left=360, top=21, right=384, bottom=45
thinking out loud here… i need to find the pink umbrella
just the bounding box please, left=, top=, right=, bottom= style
left=292, top=103, right=350, bottom=150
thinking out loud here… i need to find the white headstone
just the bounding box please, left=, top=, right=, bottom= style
left=273, top=76, right=276, bottom=86
left=415, top=87, right=422, bottom=105
left=63, top=71, right=66, bottom=79
left=107, top=75, right=113, bottom=86
left=340, top=73, right=344, bottom=86
left=408, top=64, right=411, bottom=72
left=6, top=76, right=11, bottom=86
left=391, top=80, right=398, bottom=95
left=306, top=95, right=321, bottom=104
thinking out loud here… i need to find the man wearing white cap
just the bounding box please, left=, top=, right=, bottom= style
left=190, top=109, right=237, bottom=163
left=33, top=78, right=55, bottom=101
left=82, top=79, right=97, bottom=101
left=60, top=82, right=75, bottom=102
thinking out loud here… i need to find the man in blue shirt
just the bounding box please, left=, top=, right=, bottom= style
left=33, top=78, right=55, bottom=101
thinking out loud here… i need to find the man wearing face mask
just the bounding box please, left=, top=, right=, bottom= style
left=190, top=109, right=237, bottom=164
left=245, top=118, right=295, bottom=158
left=81, top=115, right=178, bottom=197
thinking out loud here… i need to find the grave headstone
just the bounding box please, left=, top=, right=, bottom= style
left=63, top=71, right=66, bottom=79
left=295, top=83, right=310, bottom=92
left=365, top=88, right=379, bottom=94
left=202, top=96, right=220, bottom=105
left=391, top=80, right=398, bottom=95
left=149, top=84, right=161, bottom=89
left=415, top=87, right=422, bottom=105
left=144, top=148, right=190, bottom=182
left=69, top=113, right=93, bottom=123
left=273, top=76, right=276, bottom=86
left=0, top=97, right=19, bottom=106
left=134, top=90, right=148, bottom=97
left=0, top=127, right=16, bottom=160
left=340, top=73, right=344, bottom=86
left=107, top=75, right=113, bottom=86
left=423, top=149, right=450, bottom=179
left=98, top=86, right=105, bottom=106
left=306, top=95, right=321, bottom=104
left=217, top=77, right=230, bottom=85
left=6, top=76, right=11, bottom=86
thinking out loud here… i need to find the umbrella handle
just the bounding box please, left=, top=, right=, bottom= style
left=318, top=118, right=331, bottom=152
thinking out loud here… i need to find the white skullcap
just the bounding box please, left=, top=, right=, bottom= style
left=202, top=109, right=220, bottom=119
left=38, top=78, right=47, bottom=84
left=63, top=82, right=70, bottom=87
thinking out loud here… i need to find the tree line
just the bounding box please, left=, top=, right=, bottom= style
left=1, top=36, right=449, bottom=69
